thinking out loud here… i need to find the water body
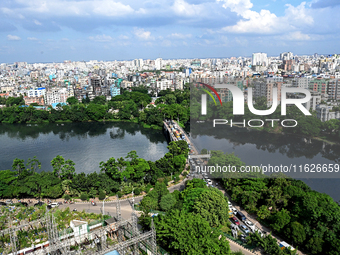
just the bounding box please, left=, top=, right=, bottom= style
left=1, top=121, right=340, bottom=202
left=0, top=122, right=169, bottom=174
left=190, top=122, right=340, bottom=202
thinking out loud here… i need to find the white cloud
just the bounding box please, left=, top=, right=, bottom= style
left=92, top=1, right=134, bottom=16
left=168, top=33, right=192, bottom=39
left=33, top=19, right=42, bottom=25
left=162, top=40, right=172, bottom=47
left=27, top=37, right=38, bottom=41
left=7, top=35, right=21, bottom=41
left=89, top=34, right=113, bottom=42
left=61, top=38, right=69, bottom=41
left=5, top=0, right=135, bottom=17
left=172, top=0, right=203, bottom=16
left=133, top=28, right=153, bottom=40
left=276, top=31, right=324, bottom=41
left=217, top=0, right=253, bottom=15
left=220, top=1, right=314, bottom=35
left=118, top=35, right=129, bottom=40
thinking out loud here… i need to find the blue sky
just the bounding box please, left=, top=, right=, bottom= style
left=0, top=0, right=340, bottom=63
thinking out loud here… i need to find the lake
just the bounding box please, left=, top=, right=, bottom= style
left=0, top=122, right=169, bottom=173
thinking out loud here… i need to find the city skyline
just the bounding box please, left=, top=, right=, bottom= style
left=0, top=0, right=340, bottom=63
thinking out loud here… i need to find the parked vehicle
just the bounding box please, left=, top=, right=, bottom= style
left=6, top=199, right=13, bottom=205
left=49, top=203, right=59, bottom=208
left=240, top=234, right=247, bottom=243
left=237, top=211, right=247, bottom=221
left=232, top=217, right=240, bottom=225
left=240, top=225, right=250, bottom=234
left=34, top=201, right=45, bottom=207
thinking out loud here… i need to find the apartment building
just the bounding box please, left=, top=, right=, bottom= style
left=45, top=88, right=68, bottom=105
left=309, top=78, right=328, bottom=94
left=316, top=104, right=340, bottom=122
left=24, top=96, right=44, bottom=105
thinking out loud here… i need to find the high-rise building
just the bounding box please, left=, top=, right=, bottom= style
left=155, top=58, right=162, bottom=70
left=133, top=59, right=144, bottom=67
left=280, top=52, right=294, bottom=60
left=252, top=53, right=268, bottom=66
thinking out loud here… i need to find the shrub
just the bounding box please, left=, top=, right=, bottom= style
left=98, top=191, right=106, bottom=200
left=163, top=177, right=170, bottom=186
left=145, top=184, right=153, bottom=194
left=134, top=188, right=141, bottom=196
left=80, top=193, right=88, bottom=201
left=63, top=194, right=71, bottom=200
left=117, top=191, right=122, bottom=198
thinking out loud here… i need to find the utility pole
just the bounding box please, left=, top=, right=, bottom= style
left=103, top=196, right=108, bottom=216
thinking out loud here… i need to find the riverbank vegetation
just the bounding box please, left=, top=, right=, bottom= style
left=0, top=85, right=190, bottom=129
left=0, top=140, right=188, bottom=200
left=208, top=151, right=340, bottom=255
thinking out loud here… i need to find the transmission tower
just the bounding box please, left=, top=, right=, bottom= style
left=9, top=217, right=17, bottom=255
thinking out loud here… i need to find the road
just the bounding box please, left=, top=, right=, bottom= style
left=58, top=180, right=187, bottom=220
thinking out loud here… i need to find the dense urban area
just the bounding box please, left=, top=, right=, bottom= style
left=1, top=52, right=340, bottom=255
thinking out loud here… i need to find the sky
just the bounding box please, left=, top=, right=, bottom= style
left=0, top=0, right=340, bottom=63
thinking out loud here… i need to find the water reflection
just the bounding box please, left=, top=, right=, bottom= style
left=0, top=122, right=168, bottom=173
left=190, top=122, right=340, bottom=162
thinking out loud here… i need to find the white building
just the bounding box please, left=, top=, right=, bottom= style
left=157, top=79, right=173, bottom=90
left=27, top=88, right=46, bottom=97
left=45, top=88, right=68, bottom=105
left=155, top=58, right=162, bottom=70
left=280, top=52, right=294, bottom=60
left=316, top=104, right=340, bottom=122
left=252, top=53, right=268, bottom=66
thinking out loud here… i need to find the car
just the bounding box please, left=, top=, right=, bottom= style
left=232, top=208, right=238, bottom=214
left=240, top=234, right=247, bottom=243
left=6, top=199, right=13, bottom=205
left=73, top=208, right=77, bottom=211
left=34, top=201, right=45, bottom=207
left=244, top=220, right=254, bottom=228
left=207, top=180, right=213, bottom=185
left=228, top=201, right=232, bottom=206
left=231, top=217, right=240, bottom=225
left=48, top=203, right=59, bottom=208
left=240, top=225, right=250, bottom=234
left=91, top=202, right=97, bottom=206
left=215, top=183, right=218, bottom=186
left=245, top=221, right=256, bottom=232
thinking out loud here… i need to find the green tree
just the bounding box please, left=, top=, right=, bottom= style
left=66, top=96, right=78, bottom=105
left=159, top=193, right=176, bottom=211
left=284, top=221, right=306, bottom=245
left=80, top=193, right=88, bottom=201
left=270, top=209, right=291, bottom=233
left=155, top=210, right=231, bottom=255
left=51, top=155, right=65, bottom=178
left=193, top=188, right=229, bottom=227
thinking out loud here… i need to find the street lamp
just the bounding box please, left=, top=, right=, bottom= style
left=103, top=196, right=108, bottom=216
